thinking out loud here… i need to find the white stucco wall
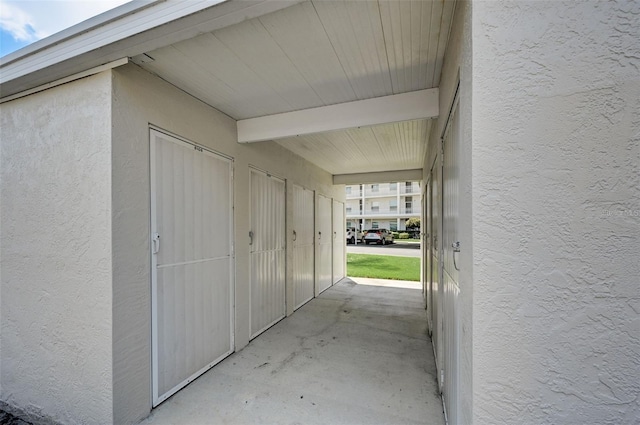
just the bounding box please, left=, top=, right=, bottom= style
left=0, top=73, right=114, bottom=424
left=110, top=64, right=343, bottom=424
left=472, top=1, right=639, bottom=423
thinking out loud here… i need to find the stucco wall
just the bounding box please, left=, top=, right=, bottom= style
left=0, top=73, right=114, bottom=424
left=110, top=64, right=342, bottom=424
left=472, top=1, right=639, bottom=423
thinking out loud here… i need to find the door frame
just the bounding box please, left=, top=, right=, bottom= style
left=332, top=199, right=345, bottom=285
left=439, top=82, right=461, bottom=424
left=248, top=166, right=287, bottom=339
left=292, top=183, right=315, bottom=310
left=150, top=126, right=235, bottom=407
left=315, top=193, right=332, bottom=296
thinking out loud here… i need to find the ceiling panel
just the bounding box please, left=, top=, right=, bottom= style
left=311, top=0, right=392, bottom=99
left=140, top=0, right=454, bottom=176
left=275, top=119, right=432, bottom=175
left=213, top=18, right=323, bottom=112
left=257, top=2, right=357, bottom=105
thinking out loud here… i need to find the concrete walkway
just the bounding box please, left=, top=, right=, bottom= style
left=140, top=278, right=444, bottom=425
left=347, top=243, right=421, bottom=257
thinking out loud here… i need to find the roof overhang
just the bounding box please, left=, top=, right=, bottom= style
left=0, top=0, right=305, bottom=98
left=1, top=0, right=456, bottom=180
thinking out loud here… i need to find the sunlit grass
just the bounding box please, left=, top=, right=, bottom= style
left=347, top=253, right=420, bottom=281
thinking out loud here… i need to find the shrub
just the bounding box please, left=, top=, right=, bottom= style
left=391, top=231, right=399, bottom=238
left=398, top=232, right=410, bottom=239
left=405, top=217, right=421, bottom=229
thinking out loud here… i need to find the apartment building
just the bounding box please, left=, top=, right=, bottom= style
left=345, top=182, right=421, bottom=232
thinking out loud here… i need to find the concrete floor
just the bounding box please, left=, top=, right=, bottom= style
left=140, top=278, right=444, bottom=425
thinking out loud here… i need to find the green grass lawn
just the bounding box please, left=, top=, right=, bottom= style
left=347, top=253, right=420, bottom=281
left=394, top=238, right=421, bottom=243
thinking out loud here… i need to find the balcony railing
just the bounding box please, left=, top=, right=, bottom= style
left=346, top=206, right=421, bottom=216
left=363, top=188, right=398, bottom=197
left=399, top=185, right=420, bottom=195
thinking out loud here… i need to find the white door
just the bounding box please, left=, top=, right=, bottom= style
left=292, top=185, right=315, bottom=309
left=250, top=169, right=286, bottom=339
left=442, top=97, right=461, bottom=424
left=332, top=200, right=345, bottom=284
left=432, top=156, right=444, bottom=393
left=422, top=182, right=428, bottom=309
left=150, top=129, right=233, bottom=407
left=425, top=169, right=435, bottom=332
left=315, top=194, right=332, bottom=295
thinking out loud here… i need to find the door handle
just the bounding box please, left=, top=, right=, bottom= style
left=152, top=232, right=160, bottom=254
left=293, top=230, right=297, bottom=241
left=318, top=231, right=322, bottom=239
left=452, top=241, right=460, bottom=271
left=249, top=230, right=254, bottom=245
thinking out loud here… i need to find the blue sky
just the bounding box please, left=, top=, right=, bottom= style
left=0, top=0, right=131, bottom=58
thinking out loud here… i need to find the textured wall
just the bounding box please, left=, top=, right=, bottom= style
left=111, top=64, right=342, bottom=424
left=472, top=1, right=640, bottom=423
left=0, top=73, right=114, bottom=424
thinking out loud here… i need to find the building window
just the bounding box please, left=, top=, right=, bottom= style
left=347, top=221, right=352, bottom=227
left=390, top=222, right=398, bottom=231
left=372, top=221, right=379, bottom=229
left=371, top=184, right=379, bottom=193
left=346, top=186, right=352, bottom=195
left=405, top=196, right=412, bottom=213
left=390, top=199, right=397, bottom=211
left=346, top=206, right=352, bottom=213
left=371, top=201, right=380, bottom=212
left=390, top=182, right=397, bottom=191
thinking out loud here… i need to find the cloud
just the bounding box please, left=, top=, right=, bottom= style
left=0, top=2, right=46, bottom=42
left=0, top=0, right=131, bottom=44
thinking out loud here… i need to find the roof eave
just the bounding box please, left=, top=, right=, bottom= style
left=0, top=0, right=305, bottom=100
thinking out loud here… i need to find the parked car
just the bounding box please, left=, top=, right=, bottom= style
left=363, top=229, right=394, bottom=245
left=346, top=228, right=364, bottom=244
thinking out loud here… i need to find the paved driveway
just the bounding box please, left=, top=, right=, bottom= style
left=347, top=242, right=420, bottom=257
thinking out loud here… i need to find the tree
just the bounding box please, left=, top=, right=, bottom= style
left=405, top=217, right=421, bottom=229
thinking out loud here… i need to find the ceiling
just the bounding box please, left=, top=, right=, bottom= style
left=139, top=0, right=455, bottom=177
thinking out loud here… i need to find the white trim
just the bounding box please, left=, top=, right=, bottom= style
left=0, top=58, right=129, bottom=104
left=149, top=128, right=159, bottom=408
left=0, top=1, right=159, bottom=66
left=1, top=0, right=306, bottom=98
left=333, top=169, right=423, bottom=185
left=237, top=89, right=439, bottom=143
left=1, top=1, right=225, bottom=83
